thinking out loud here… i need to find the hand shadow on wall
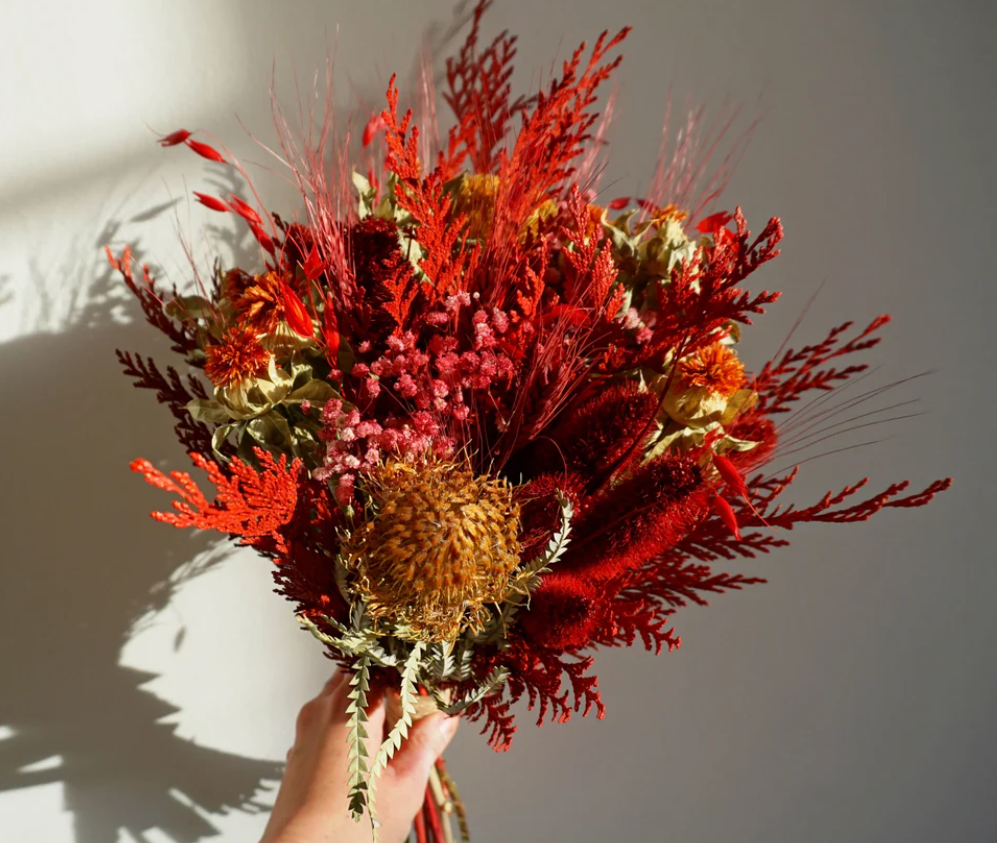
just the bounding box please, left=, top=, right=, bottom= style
left=0, top=194, right=283, bottom=843
left=0, top=6, right=478, bottom=839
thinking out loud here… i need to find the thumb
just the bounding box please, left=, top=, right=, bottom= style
left=375, top=714, right=459, bottom=841
left=389, top=713, right=459, bottom=782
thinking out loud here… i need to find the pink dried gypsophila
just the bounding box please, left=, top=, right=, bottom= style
left=313, top=399, right=449, bottom=504
left=364, top=307, right=515, bottom=417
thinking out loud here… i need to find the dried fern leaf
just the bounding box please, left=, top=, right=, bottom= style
left=346, top=655, right=372, bottom=820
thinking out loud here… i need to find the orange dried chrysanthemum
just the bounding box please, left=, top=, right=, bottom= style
left=676, top=342, right=746, bottom=398
left=343, top=459, right=521, bottom=642
left=231, top=270, right=292, bottom=334
left=204, top=326, right=271, bottom=388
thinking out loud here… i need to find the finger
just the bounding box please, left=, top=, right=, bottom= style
left=318, top=669, right=348, bottom=699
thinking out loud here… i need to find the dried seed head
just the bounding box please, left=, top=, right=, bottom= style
left=454, top=173, right=500, bottom=240
left=344, top=459, right=522, bottom=642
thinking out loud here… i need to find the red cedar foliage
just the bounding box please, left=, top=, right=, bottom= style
left=482, top=27, right=629, bottom=280
left=442, top=0, right=531, bottom=173
left=107, top=247, right=203, bottom=360
left=558, top=187, right=622, bottom=315
left=131, top=449, right=301, bottom=555
left=381, top=79, right=481, bottom=306
left=271, top=478, right=350, bottom=628
left=751, top=316, right=891, bottom=415
left=116, top=351, right=215, bottom=456
left=468, top=640, right=605, bottom=746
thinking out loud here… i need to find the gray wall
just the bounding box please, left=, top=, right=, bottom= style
left=0, top=1, right=992, bottom=841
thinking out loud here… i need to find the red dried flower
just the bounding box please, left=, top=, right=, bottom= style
left=534, top=382, right=661, bottom=486
left=230, top=271, right=294, bottom=335
left=563, top=456, right=709, bottom=584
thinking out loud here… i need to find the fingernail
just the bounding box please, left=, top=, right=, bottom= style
left=440, top=716, right=459, bottom=738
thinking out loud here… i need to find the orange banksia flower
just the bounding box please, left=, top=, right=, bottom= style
left=343, top=459, right=521, bottom=642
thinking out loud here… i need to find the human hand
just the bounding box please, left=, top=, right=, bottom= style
left=260, top=671, right=459, bottom=843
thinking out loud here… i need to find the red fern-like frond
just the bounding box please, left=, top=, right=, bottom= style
left=500, top=643, right=605, bottom=727
left=487, top=27, right=630, bottom=255
left=131, top=449, right=302, bottom=554
left=752, top=316, right=891, bottom=415
left=116, top=350, right=215, bottom=455
left=107, top=247, right=203, bottom=360
left=382, top=78, right=481, bottom=303
left=593, top=591, right=682, bottom=655
left=629, top=209, right=782, bottom=370
left=657, top=467, right=950, bottom=576
left=464, top=689, right=517, bottom=751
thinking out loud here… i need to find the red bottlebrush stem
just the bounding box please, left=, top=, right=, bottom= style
left=362, top=113, right=388, bottom=147
left=302, top=244, right=324, bottom=281
left=712, top=494, right=741, bottom=540
left=517, top=573, right=605, bottom=651
left=424, top=785, right=444, bottom=841
left=184, top=137, right=227, bottom=164
left=413, top=808, right=427, bottom=843
left=536, top=383, right=660, bottom=486
left=280, top=281, right=313, bottom=337
left=193, top=192, right=229, bottom=213
left=157, top=129, right=191, bottom=147
left=561, top=456, right=709, bottom=583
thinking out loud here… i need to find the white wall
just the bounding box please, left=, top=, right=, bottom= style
left=1, top=1, right=993, bottom=841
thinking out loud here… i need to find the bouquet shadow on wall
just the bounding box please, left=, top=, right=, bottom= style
left=0, top=8, right=480, bottom=840
left=0, top=195, right=283, bottom=843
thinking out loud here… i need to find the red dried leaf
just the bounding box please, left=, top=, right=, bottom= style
left=280, top=279, right=314, bottom=337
